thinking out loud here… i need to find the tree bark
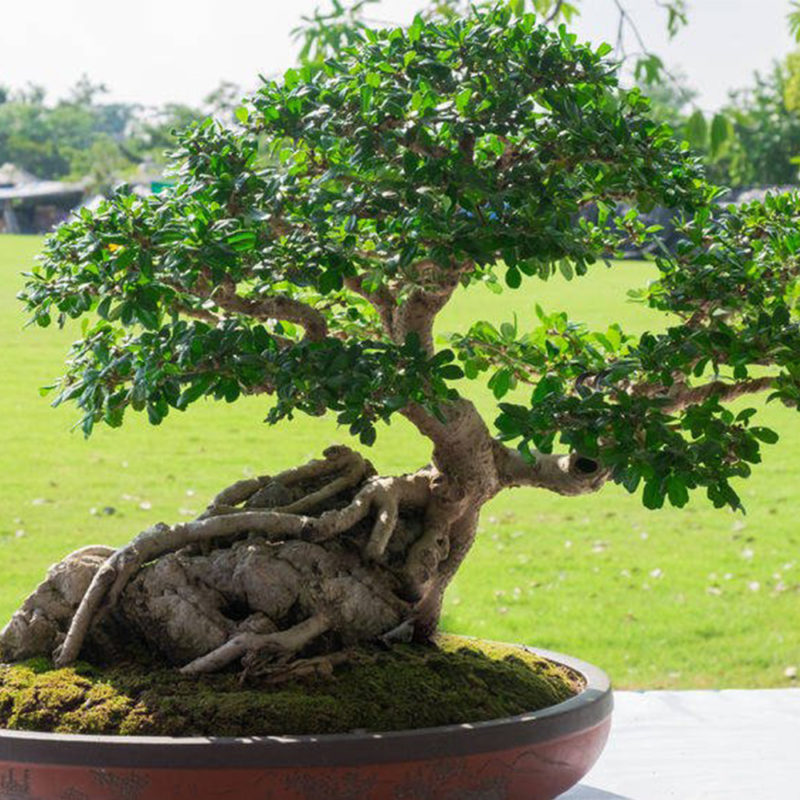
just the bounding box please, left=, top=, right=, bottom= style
left=1, top=434, right=609, bottom=676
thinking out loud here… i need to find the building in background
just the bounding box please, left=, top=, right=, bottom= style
left=0, top=163, right=86, bottom=234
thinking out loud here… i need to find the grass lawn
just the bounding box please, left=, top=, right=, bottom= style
left=1, top=234, right=798, bottom=689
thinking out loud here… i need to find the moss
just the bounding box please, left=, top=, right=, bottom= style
left=0, top=635, right=582, bottom=736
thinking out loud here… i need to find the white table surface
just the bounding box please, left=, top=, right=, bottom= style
left=560, top=689, right=800, bottom=800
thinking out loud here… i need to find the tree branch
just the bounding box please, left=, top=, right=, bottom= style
left=657, top=376, right=777, bottom=413
left=164, top=270, right=328, bottom=342
left=491, top=376, right=779, bottom=499
left=170, top=301, right=220, bottom=325
left=346, top=260, right=470, bottom=354
left=401, top=398, right=499, bottom=503
left=213, top=283, right=328, bottom=342
left=344, top=275, right=396, bottom=336
left=544, top=0, right=566, bottom=24
left=492, top=442, right=610, bottom=496
left=390, top=260, right=470, bottom=354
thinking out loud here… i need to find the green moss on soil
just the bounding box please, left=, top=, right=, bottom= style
left=0, top=635, right=582, bottom=736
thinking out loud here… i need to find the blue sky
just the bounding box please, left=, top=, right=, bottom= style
left=1, top=0, right=794, bottom=110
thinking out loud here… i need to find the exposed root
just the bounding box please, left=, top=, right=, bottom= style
left=12, top=447, right=444, bottom=673
left=65, top=545, right=117, bottom=559
left=378, top=617, right=416, bottom=646
left=207, top=445, right=366, bottom=514
left=181, top=614, right=331, bottom=675
left=405, top=516, right=451, bottom=592
left=251, top=650, right=354, bottom=683
left=362, top=480, right=400, bottom=562
left=271, top=446, right=367, bottom=514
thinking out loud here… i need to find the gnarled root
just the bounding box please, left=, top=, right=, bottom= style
left=1, top=446, right=455, bottom=676
left=181, top=614, right=331, bottom=675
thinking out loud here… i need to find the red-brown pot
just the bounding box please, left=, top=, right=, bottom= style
left=0, top=644, right=612, bottom=800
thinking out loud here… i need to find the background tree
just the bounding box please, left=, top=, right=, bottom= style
left=5, top=6, right=800, bottom=677
left=0, top=85, right=73, bottom=179
left=0, top=77, right=211, bottom=185
left=646, top=56, right=800, bottom=189
left=720, top=64, right=800, bottom=186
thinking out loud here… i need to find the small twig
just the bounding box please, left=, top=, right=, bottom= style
left=544, top=0, right=566, bottom=24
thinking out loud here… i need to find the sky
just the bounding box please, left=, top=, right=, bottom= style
left=0, top=0, right=795, bottom=112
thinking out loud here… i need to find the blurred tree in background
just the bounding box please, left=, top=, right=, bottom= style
left=0, top=77, right=238, bottom=191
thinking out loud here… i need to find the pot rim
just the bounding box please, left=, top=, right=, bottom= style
left=0, top=642, right=613, bottom=769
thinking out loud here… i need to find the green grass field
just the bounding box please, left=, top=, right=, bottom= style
left=1, top=234, right=798, bottom=688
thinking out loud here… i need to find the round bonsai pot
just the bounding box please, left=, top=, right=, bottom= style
left=0, top=644, right=612, bottom=800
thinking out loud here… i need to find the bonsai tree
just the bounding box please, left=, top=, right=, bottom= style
left=4, top=6, right=800, bottom=677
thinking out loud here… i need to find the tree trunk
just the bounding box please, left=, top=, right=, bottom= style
left=0, top=447, right=486, bottom=676
left=1, top=429, right=606, bottom=676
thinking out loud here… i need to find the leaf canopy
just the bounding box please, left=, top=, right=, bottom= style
left=19, top=6, right=800, bottom=510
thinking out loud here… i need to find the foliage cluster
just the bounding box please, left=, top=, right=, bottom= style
left=300, top=0, right=800, bottom=191
left=20, top=6, right=800, bottom=518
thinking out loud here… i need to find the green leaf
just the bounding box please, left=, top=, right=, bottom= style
left=643, top=480, right=666, bottom=510
left=634, top=53, right=664, bottom=85
left=439, top=364, right=464, bottom=380
left=750, top=427, right=779, bottom=444
left=319, top=270, right=343, bottom=293
left=177, top=381, right=210, bottom=410
left=96, top=296, right=112, bottom=320
left=531, top=375, right=560, bottom=403
left=709, top=113, right=731, bottom=158
left=667, top=475, right=689, bottom=508
left=359, top=425, right=377, bottom=446
left=685, top=110, right=707, bottom=149
left=505, top=268, right=522, bottom=289
left=463, top=359, right=479, bottom=379
left=490, top=369, right=511, bottom=399
left=227, top=230, right=257, bottom=252
left=456, top=88, right=473, bottom=114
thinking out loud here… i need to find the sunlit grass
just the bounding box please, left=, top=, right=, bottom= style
left=1, top=234, right=798, bottom=688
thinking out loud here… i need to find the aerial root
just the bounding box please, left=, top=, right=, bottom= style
left=180, top=614, right=331, bottom=675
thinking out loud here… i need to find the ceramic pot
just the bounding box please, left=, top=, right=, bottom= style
left=0, top=644, right=612, bottom=800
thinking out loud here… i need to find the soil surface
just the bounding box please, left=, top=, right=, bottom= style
left=0, top=635, right=582, bottom=736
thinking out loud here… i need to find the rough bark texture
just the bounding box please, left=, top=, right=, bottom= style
left=1, top=436, right=605, bottom=676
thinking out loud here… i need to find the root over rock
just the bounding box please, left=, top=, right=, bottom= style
left=1, top=447, right=451, bottom=677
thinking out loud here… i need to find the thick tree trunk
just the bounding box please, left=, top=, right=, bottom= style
left=412, top=506, right=481, bottom=640
left=0, top=447, right=476, bottom=676
left=1, top=432, right=606, bottom=676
